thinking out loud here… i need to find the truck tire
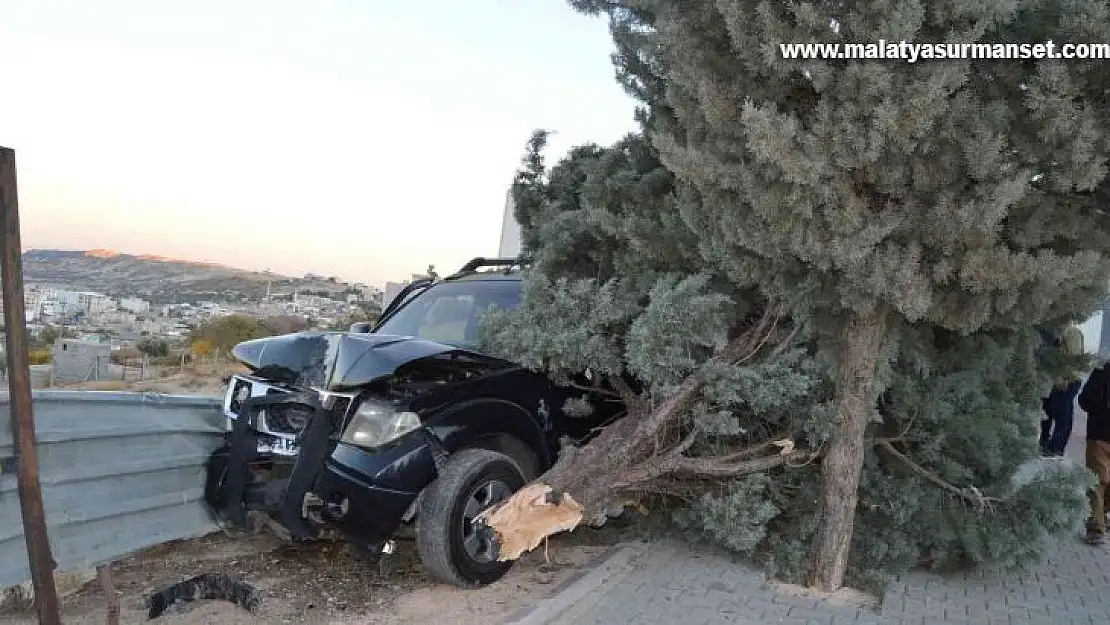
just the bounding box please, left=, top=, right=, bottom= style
left=416, top=449, right=525, bottom=587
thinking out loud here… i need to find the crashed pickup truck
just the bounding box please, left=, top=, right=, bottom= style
left=204, top=258, right=621, bottom=587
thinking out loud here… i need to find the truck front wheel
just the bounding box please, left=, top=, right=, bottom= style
left=415, top=449, right=525, bottom=587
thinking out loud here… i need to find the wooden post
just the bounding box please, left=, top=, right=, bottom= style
left=0, top=147, right=62, bottom=624
left=96, top=564, right=120, bottom=625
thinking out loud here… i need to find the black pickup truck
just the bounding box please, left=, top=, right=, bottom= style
left=204, top=258, right=621, bottom=587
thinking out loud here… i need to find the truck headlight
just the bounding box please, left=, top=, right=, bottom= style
left=340, top=399, right=421, bottom=448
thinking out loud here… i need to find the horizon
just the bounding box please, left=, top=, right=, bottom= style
left=20, top=245, right=423, bottom=287
left=0, top=1, right=640, bottom=286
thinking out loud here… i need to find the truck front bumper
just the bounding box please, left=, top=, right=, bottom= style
left=206, top=392, right=441, bottom=549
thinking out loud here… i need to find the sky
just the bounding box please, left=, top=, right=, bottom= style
left=0, top=0, right=640, bottom=287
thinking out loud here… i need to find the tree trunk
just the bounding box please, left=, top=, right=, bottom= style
left=807, top=308, right=889, bottom=592
left=478, top=307, right=817, bottom=560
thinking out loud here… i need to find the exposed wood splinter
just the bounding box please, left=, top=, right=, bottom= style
left=476, top=483, right=584, bottom=561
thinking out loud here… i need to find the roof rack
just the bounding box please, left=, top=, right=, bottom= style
left=449, top=256, right=526, bottom=278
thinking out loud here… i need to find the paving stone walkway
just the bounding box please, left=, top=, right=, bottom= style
left=509, top=408, right=1108, bottom=625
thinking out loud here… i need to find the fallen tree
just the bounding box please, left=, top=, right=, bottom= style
left=479, top=304, right=817, bottom=559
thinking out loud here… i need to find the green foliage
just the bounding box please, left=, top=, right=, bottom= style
left=34, top=325, right=76, bottom=349
left=674, top=474, right=781, bottom=554
left=261, top=315, right=310, bottom=335
left=137, top=338, right=170, bottom=358
left=189, top=315, right=274, bottom=355
left=672, top=325, right=1092, bottom=593
left=327, top=301, right=384, bottom=331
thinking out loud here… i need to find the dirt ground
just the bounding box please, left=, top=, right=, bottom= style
left=0, top=524, right=621, bottom=625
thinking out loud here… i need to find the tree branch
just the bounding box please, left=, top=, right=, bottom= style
left=630, top=305, right=785, bottom=447
left=659, top=449, right=817, bottom=478
left=566, top=381, right=623, bottom=400
left=708, top=434, right=792, bottom=464
left=874, top=439, right=1001, bottom=509
left=609, top=374, right=648, bottom=415
left=767, top=323, right=801, bottom=359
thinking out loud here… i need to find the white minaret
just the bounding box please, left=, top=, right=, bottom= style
left=497, top=186, right=522, bottom=258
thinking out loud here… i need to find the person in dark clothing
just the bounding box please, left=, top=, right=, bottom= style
left=1077, top=363, right=1110, bottom=545
left=1040, top=324, right=1086, bottom=458
left=1042, top=380, right=1083, bottom=457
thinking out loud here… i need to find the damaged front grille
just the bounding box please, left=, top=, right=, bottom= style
left=223, top=375, right=357, bottom=446
left=261, top=404, right=314, bottom=435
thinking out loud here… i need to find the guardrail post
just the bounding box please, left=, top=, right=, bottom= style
left=0, top=146, right=62, bottom=624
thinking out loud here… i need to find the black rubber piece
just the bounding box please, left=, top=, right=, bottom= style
left=415, top=449, right=525, bottom=587
left=280, top=404, right=332, bottom=540
left=145, top=572, right=260, bottom=619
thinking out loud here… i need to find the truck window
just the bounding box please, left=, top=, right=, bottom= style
left=374, top=280, right=522, bottom=348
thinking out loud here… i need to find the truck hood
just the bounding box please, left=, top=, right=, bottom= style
left=231, top=331, right=485, bottom=391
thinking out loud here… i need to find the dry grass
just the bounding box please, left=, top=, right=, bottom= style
left=59, top=361, right=248, bottom=396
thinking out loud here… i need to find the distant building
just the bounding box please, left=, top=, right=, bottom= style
left=498, top=186, right=522, bottom=258
left=76, top=291, right=113, bottom=315
left=384, top=281, right=409, bottom=309
left=52, top=339, right=111, bottom=383
left=119, top=297, right=150, bottom=314
left=47, top=289, right=82, bottom=316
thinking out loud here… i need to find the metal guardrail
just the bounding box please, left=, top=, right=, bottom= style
left=0, top=391, right=225, bottom=588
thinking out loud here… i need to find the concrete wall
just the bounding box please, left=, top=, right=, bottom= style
left=51, top=340, right=111, bottom=384
left=0, top=391, right=224, bottom=587
left=28, top=364, right=51, bottom=389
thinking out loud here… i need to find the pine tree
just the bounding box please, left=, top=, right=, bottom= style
left=483, top=129, right=1097, bottom=593
left=548, top=0, right=1110, bottom=591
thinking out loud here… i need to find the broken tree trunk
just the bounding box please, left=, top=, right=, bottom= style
left=477, top=307, right=817, bottom=561
left=806, top=308, right=889, bottom=592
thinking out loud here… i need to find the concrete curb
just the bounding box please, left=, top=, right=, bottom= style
left=503, top=541, right=651, bottom=625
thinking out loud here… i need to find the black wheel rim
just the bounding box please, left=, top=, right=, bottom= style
left=461, top=478, right=512, bottom=563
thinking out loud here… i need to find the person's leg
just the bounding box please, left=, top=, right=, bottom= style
left=1087, top=441, right=1110, bottom=544
left=1052, top=379, right=1078, bottom=457
left=1049, top=387, right=1075, bottom=456
left=1040, top=396, right=1055, bottom=455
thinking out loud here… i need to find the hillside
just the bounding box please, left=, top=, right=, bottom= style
left=22, top=249, right=353, bottom=304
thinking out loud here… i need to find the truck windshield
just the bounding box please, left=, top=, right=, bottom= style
left=373, top=279, right=522, bottom=349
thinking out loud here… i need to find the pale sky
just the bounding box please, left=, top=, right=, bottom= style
left=0, top=0, right=638, bottom=287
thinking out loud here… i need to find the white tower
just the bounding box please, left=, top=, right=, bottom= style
left=497, top=187, right=522, bottom=258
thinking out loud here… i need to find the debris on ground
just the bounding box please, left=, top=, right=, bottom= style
left=0, top=523, right=622, bottom=624
left=145, top=572, right=261, bottom=619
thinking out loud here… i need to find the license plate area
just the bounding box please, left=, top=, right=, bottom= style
left=256, top=433, right=299, bottom=457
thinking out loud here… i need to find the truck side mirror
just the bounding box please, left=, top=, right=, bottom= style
left=349, top=322, right=373, bottom=334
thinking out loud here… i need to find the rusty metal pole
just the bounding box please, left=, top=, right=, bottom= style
left=0, top=147, right=62, bottom=624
